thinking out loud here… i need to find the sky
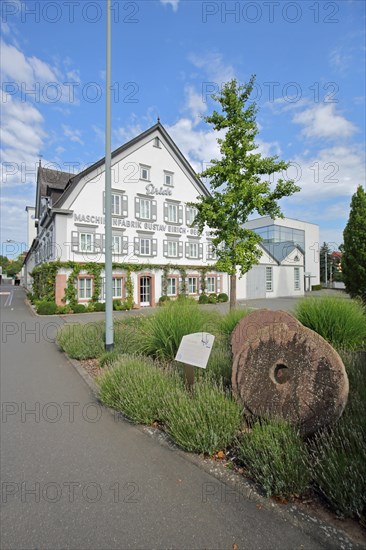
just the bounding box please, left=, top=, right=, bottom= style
left=1, top=0, right=365, bottom=259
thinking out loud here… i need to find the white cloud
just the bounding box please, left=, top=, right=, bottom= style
left=183, top=85, right=208, bottom=124
left=189, top=52, right=236, bottom=85
left=329, top=46, right=352, bottom=73
left=285, top=144, right=365, bottom=201
left=160, top=0, right=179, bottom=12
left=62, top=125, right=84, bottom=145
left=293, top=104, right=357, bottom=140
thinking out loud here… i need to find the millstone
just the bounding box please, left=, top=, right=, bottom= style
left=232, top=322, right=349, bottom=436
left=231, top=309, right=300, bottom=359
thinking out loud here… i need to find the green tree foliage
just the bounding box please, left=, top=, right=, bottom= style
left=192, top=77, right=300, bottom=308
left=342, top=186, right=366, bottom=298
left=0, top=254, right=24, bottom=277
left=320, top=242, right=332, bottom=284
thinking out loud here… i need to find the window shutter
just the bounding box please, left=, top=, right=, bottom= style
left=94, top=234, right=102, bottom=254
left=152, top=239, right=157, bottom=256
left=207, top=244, right=212, bottom=260
left=217, top=275, right=221, bottom=293
left=185, top=205, right=189, bottom=225
left=134, top=237, right=140, bottom=255
left=178, top=204, right=183, bottom=224
left=135, top=197, right=140, bottom=219
left=122, top=236, right=128, bottom=254
left=152, top=200, right=157, bottom=221
left=122, top=194, right=128, bottom=217
left=185, top=242, right=189, bottom=258
left=71, top=231, right=79, bottom=252
left=178, top=241, right=183, bottom=258
left=163, top=240, right=168, bottom=257
left=164, top=203, right=168, bottom=222
left=199, top=243, right=203, bottom=259
left=102, top=234, right=106, bottom=253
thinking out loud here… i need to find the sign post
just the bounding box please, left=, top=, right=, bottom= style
left=175, top=332, right=215, bottom=390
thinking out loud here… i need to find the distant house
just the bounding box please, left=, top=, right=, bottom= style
left=23, top=122, right=318, bottom=306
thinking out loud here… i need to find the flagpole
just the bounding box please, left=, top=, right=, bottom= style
left=105, top=0, right=114, bottom=351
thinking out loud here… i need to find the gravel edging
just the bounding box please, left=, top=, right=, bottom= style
left=62, top=350, right=365, bottom=550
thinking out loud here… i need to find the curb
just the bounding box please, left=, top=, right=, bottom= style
left=63, top=352, right=364, bottom=550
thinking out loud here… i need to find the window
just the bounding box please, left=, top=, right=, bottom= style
left=266, top=267, right=273, bottom=292
left=112, top=277, right=123, bottom=298
left=186, top=206, right=198, bottom=226
left=140, top=199, right=151, bottom=220
left=167, top=277, right=177, bottom=296
left=140, top=238, right=151, bottom=256
left=294, top=267, right=301, bottom=290
left=188, top=276, right=199, bottom=294
left=167, top=203, right=178, bottom=223
left=167, top=241, right=178, bottom=257
left=207, top=243, right=217, bottom=260
left=154, top=137, right=161, bottom=148
left=164, top=171, right=174, bottom=186
left=111, top=194, right=121, bottom=216
left=79, top=233, right=93, bottom=252
left=140, top=165, right=150, bottom=181
left=78, top=278, right=92, bottom=300
left=189, top=242, right=198, bottom=258
left=112, top=235, right=122, bottom=254
left=207, top=276, right=216, bottom=293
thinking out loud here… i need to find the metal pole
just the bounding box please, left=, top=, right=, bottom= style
left=325, top=249, right=327, bottom=288
left=105, top=0, right=114, bottom=351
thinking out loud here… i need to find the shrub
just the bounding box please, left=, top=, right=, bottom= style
left=160, top=378, right=242, bottom=455
left=311, top=284, right=322, bottom=291
left=219, top=308, right=251, bottom=336
left=208, top=294, right=217, bottom=304
left=36, top=301, right=57, bottom=315
left=295, top=296, right=366, bottom=351
left=86, top=303, right=95, bottom=313
left=198, top=294, right=209, bottom=304
left=57, top=322, right=105, bottom=359
left=159, top=295, right=171, bottom=306
left=308, top=423, right=366, bottom=519
left=98, top=356, right=181, bottom=424
left=114, top=317, right=149, bottom=355
left=94, top=302, right=105, bottom=312
left=217, top=293, right=229, bottom=303
left=99, top=350, right=121, bottom=368
left=113, top=299, right=122, bottom=311
left=237, top=419, right=310, bottom=498
left=72, top=304, right=87, bottom=314
left=140, top=300, right=212, bottom=359
left=56, top=305, right=73, bottom=314
left=202, top=341, right=232, bottom=387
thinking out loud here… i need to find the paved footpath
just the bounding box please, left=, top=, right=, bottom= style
left=0, top=287, right=354, bottom=549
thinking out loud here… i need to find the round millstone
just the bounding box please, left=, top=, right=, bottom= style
left=231, top=309, right=301, bottom=359
left=232, top=322, right=349, bottom=436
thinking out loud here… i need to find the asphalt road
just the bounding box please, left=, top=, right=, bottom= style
left=0, top=286, right=352, bottom=549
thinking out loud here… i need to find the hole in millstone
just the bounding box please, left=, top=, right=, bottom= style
left=273, top=363, right=290, bottom=384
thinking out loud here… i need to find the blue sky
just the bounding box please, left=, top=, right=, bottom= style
left=1, top=0, right=365, bottom=258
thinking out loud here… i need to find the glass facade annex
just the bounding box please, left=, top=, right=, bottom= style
left=253, top=224, right=305, bottom=252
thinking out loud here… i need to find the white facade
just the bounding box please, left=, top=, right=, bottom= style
left=244, top=216, right=320, bottom=290
left=24, top=123, right=314, bottom=305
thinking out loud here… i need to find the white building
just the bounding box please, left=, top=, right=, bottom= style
left=23, top=122, right=317, bottom=306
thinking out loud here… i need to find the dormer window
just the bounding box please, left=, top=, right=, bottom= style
left=140, top=165, right=150, bottom=181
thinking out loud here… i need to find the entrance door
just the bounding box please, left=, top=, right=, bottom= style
left=140, top=276, right=151, bottom=307
left=246, top=266, right=266, bottom=299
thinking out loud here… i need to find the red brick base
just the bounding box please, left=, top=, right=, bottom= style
left=55, top=274, right=67, bottom=306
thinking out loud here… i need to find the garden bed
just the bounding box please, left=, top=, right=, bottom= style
left=57, top=297, right=366, bottom=530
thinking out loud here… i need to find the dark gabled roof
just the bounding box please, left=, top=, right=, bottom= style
left=261, top=241, right=301, bottom=263
left=38, top=167, right=72, bottom=197
left=54, top=122, right=210, bottom=208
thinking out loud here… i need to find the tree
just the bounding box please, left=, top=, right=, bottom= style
left=192, top=78, right=300, bottom=309
left=342, top=186, right=366, bottom=299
